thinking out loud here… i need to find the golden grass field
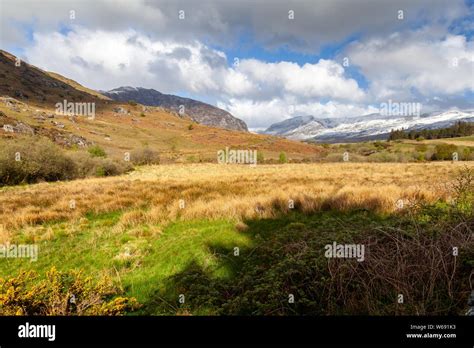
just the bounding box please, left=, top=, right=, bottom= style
left=1, top=161, right=472, bottom=243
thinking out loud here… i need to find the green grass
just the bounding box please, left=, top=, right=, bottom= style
left=320, top=139, right=474, bottom=162
left=0, top=207, right=392, bottom=314
left=1, top=201, right=471, bottom=315
left=0, top=210, right=252, bottom=314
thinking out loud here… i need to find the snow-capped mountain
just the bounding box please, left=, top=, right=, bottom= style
left=263, top=110, right=474, bottom=142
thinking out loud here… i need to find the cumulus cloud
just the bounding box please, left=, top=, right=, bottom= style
left=346, top=28, right=474, bottom=101
left=2, top=0, right=472, bottom=128
left=23, top=27, right=367, bottom=127
left=235, top=59, right=364, bottom=102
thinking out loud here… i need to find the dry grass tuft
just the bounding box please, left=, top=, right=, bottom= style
left=0, top=162, right=472, bottom=235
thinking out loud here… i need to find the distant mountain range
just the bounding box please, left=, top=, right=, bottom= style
left=263, top=111, right=474, bottom=142
left=102, top=87, right=248, bottom=132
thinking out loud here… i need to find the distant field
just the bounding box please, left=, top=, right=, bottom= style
left=420, top=136, right=474, bottom=147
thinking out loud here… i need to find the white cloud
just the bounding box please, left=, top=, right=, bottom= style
left=24, top=27, right=366, bottom=127
left=218, top=98, right=377, bottom=129
left=4, top=0, right=471, bottom=129
left=236, top=59, right=365, bottom=102
left=346, top=29, right=474, bottom=101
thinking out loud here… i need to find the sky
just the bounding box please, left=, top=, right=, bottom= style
left=1, top=0, right=473, bottom=130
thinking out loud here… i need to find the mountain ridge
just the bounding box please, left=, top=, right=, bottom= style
left=263, top=111, right=474, bottom=142
left=102, top=86, right=248, bottom=132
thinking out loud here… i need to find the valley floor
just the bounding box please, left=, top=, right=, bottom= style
left=0, top=162, right=473, bottom=315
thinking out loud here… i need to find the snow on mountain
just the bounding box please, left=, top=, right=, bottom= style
left=263, top=110, right=474, bottom=142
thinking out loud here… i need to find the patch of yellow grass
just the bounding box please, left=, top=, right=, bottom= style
left=1, top=162, right=471, bottom=234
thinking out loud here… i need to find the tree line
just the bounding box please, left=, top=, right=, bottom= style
left=388, top=121, right=474, bottom=141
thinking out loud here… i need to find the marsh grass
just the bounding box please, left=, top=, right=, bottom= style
left=0, top=164, right=472, bottom=315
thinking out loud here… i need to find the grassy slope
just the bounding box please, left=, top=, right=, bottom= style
left=45, top=71, right=111, bottom=101
left=0, top=94, right=323, bottom=163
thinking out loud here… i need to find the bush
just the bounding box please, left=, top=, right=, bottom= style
left=130, top=148, right=160, bottom=165
left=188, top=124, right=194, bottom=130
left=432, top=144, right=458, bottom=160
left=0, top=138, right=132, bottom=186
left=88, top=145, right=107, bottom=158
left=373, top=141, right=391, bottom=150
left=0, top=267, right=139, bottom=315
left=128, top=100, right=137, bottom=106
left=0, top=137, right=76, bottom=186
left=68, top=151, right=132, bottom=178
left=257, top=151, right=264, bottom=164
left=279, top=152, right=287, bottom=164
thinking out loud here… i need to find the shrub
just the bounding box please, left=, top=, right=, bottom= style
left=88, top=145, right=107, bottom=158
left=68, top=152, right=132, bottom=178
left=0, top=267, right=139, bottom=315
left=257, top=151, right=264, bottom=164
left=414, top=152, right=426, bottom=162
left=0, top=138, right=132, bottom=186
left=130, top=148, right=160, bottom=165
left=92, top=158, right=131, bottom=177
left=188, top=124, right=194, bottom=130
left=0, top=137, right=76, bottom=186
left=373, top=141, right=391, bottom=150
left=279, top=152, right=287, bottom=164
left=462, top=147, right=472, bottom=160
left=432, top=144, right=458, bottom=160
left=357, top=147, right=376, bottom=156
left=128, top=100, right=137, bottom=106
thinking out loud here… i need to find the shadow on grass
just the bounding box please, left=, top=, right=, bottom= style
left=135, top=204, right=474, bottom=316
left=135, top=210, right=385, bottom=315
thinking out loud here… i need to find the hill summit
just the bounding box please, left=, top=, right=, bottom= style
left=103, top=86, right=248, bottom=132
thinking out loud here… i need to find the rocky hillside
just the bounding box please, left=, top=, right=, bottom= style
left=103, top=87, right=248, bottom=132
